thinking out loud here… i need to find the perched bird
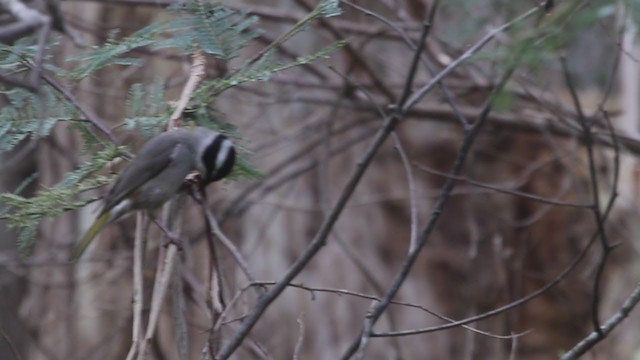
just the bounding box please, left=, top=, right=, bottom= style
left=73, top=126, right=236, bottom=260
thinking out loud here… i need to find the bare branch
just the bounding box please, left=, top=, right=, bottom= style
left=125, top=212, right=148, bottom=360
left=168, top=50, right=206, bottom=130
left=40, top=72, right=118, bottom=144
left=413, top=163, right=591, bottom=208
left=561, top=57, right=614, bottom=336
left=0, top=0, right=47, bottom=42
left=292, top=313, right=305, bottom=360
left=560, top=284, right=640, bottom=360
left=295, top=0, right=396, bottom=102
left=345, top=5, right=543, bottom=358
left=216, top=6, right=544, bottom=357
left=249, top=281, right=527, bottom=340
left=343, top=0, right=470, bottom=128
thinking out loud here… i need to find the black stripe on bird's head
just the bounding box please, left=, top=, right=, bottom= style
left=202, top=134, right=236, bottom=183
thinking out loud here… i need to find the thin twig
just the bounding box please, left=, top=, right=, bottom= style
left=193, top=189, right=263, bottom=297
left=561, top=57, right=613, bottom=336
left=249, top=281, right=527, bottom=340
left=369, top=131, right=620, bottom=343
left=138, top=48, right=207, bottom=360
left=168, top=49, right=206, bottom=129
left=347, top=4, right=543, bottom=356
left=125, top=212, right=148, bottom=360
left=216, top=6, right=541, bottom=358
left=295, top=0, right=396, bottom=102
left=138, top=245, right=179, bottom=360
left=327, top=64, right=420, bottom=256
left=560, top=284, right=640, bottom=360
left=173, top=252, right=190, bottom=360
left=223, top=125, right=378, bottom=220
left=367, top=232, right=597, bottom=338
left=322, top=65, right=405, bottom=358
left=350, top=73, right=513, bottom=360
left=559, top=110, right=623, bottom=359
left=342, top=0, right=471, bottom=128
left=413, top=163, right=591, bottom=208
left=138, top=199, right=183, bottom=360
left=0, top=324, right=22, bottom=360
left=40, top=72, right=118, bottom=144
left=292, top=313, right=305, bottom=360
left=0, top=0, right=48, bottom=43
left=187, top=185, right=226, bottom=357
left=270, top=93, right=640, bottom=155
left=403, top=6, right=540, bottom=112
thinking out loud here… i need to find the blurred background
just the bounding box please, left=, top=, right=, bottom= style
left=1, top=0, right=640, bottom=359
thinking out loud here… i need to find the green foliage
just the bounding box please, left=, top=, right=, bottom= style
left=0, top=38, right=42, bottom=75
left=197, top=40, right=347, bottom=98
left=0, top=1, right=343, bottom=252
left=156, top=3, right=259, bottom=58
left=61, top=23, right=164, bottom=79
left=0, top=87, right=78, bottom=152
left=123, top=80, right=170, bottom=138
left=56, top=145, right=124, bottom=189
left=62, top=3, right=259, bottom=80
left=1, top=146, right=123, bottom=254
left=0, top=177, right=109, bottom=254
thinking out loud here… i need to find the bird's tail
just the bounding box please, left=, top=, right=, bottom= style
left=72, top=212, right=111, bottom=261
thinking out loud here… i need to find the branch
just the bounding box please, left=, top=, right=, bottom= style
left=560, top=284, right=640, bottom=360
left=344, top=5, right=543, bottom=358
left=294, top=0, right=396, bottom=102
left=168, top=49, right=206, bottom=130
left=0, top=0, right=47, bottom=42
left=561, top=57, right=614, bottom=336
left=403, top=5, right=540, bottom=112
left=343, top=0, right=470, bottom=128
left=276, top=94, right=640, bottom=155
left=215, top=9, right=433, bottom=359
left=249, top=281, right=525, bottom=340
left=138, top=245, right=180, bottom=360
left=40, top=72, right=118, bottom=144
left=413, top=163, right=591, bottom=209
left=125, top=213, right=148, bottom=360
left=138, top=50, right=207, bottom=359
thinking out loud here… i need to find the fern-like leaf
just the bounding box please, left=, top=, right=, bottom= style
left=0, top=87, right=79, bottom=152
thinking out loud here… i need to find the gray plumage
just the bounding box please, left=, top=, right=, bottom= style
left=73, top=126, right=236, bottom=260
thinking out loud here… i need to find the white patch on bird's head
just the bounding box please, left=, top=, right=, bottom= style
left=215, top=138, right=233, bottom=173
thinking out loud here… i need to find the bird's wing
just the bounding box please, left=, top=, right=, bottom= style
left=102, top=138, right=182, bottom=213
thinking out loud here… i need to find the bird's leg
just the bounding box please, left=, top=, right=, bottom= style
left=184, top=172, right=206, bottom=205
left=151, top=217, right=183, bottom=250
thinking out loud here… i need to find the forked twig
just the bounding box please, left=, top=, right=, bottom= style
left=137, top=50, right=207, bottom=360
left=560, top=284, right=640, bottom=360
left=216, top=5, right=542, bottom=359
left=561, top=57, right=614, bottom=336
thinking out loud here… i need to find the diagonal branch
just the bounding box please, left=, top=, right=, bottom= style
left=560, top=284, right=640, bottom=360
left=216, top=4, right=544, bottom=358
left=343, top=5, right=543, bottom=358
left=168, top=49, right=206, bottom=130
left=215, top=12, right=434, bottom=360
left=346, top=68, right=520, bottom=360
left=561, top=57, right=614, bottom=336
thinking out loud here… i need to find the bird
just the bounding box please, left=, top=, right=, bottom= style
left=72, top=126, right=236, bottom=260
